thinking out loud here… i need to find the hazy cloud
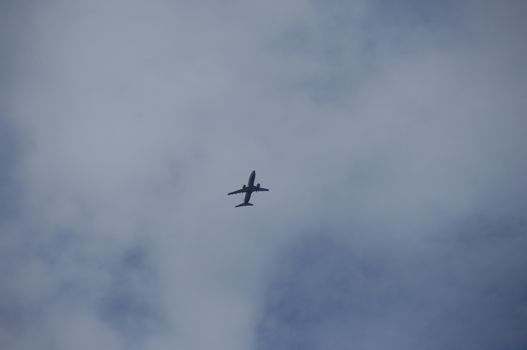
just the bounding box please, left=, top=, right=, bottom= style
left=1, top=0, right=526, bottom=349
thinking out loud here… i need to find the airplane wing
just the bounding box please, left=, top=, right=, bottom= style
left=228, top=188, right=248, bottom=195
left=254, top=187, right=269, bottom=192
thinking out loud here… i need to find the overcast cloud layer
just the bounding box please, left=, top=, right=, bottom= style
left=1, top=1, right=527, bottom=349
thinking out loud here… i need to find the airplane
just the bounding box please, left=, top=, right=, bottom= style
left=228, top=170, right=269, bottom=207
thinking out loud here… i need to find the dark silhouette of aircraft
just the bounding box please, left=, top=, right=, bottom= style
left=228, top=170, right=269, bottom=207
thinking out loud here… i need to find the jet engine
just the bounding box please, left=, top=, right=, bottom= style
left=256, top=183, right=260, bottom=189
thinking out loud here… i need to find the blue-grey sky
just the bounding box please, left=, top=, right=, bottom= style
left=1, top=1, right=527, bottom=349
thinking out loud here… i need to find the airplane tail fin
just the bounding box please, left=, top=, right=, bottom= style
left=236, top=202, right=253, bottom=208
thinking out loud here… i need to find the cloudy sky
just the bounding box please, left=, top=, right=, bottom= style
left=1, top=0, right=527, bottom=349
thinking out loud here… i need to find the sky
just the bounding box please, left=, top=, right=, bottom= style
left=1, top=0, right=527, bottom=349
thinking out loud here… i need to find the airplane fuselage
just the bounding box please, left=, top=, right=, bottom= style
left=248, top=170, right=256, bottom=188
left=243, top=170, right=257, bottom=204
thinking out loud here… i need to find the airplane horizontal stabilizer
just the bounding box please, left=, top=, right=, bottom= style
left=235, top=202, right=253, bottom=207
